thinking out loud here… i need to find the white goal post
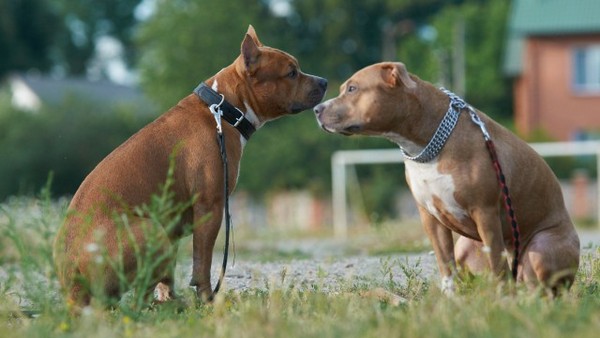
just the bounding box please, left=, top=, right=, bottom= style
left=331, top=140, right=600, bottom=238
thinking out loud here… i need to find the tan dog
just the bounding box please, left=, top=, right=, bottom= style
left=53, top=25, right=327, bottom=309
left=314, top=62, right=579, bottom=295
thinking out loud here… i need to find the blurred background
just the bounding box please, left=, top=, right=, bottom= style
left=1, top=0, right=599, bottom=232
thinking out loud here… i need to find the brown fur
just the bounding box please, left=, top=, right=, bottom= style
left=315, top=62, right=579, bottom=294
left=53, top=26, right=327, bottom=311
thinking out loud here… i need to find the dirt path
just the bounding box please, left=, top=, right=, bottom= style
left=191, top=229, right=600, bottom=294
left=2, top=230, right=599, bottom=308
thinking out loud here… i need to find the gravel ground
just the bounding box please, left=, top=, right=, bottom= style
left=2, top=230, right=599, bottom=308
left=193, top=252, right=435, bottom=294
left=186, top=229, right=600, bottom=294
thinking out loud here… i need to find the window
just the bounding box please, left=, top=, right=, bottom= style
left=572, top=45, right=600, bottom=93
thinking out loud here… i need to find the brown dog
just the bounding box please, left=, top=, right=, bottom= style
left=53, top=25, right=327, bottom=309
left=314, top=62, right=579, bottom=295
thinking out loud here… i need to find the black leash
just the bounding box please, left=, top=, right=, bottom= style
left=193, top=82, right=255, bottom=296
left=213, top=124, right=230, bottom=294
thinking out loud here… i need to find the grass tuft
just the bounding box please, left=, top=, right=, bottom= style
left=1, top=184, right=599, bottom=337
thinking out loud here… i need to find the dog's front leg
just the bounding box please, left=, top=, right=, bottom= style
left=471, top=207, right=509, bottom=278
left=418, top=206, right=456, bottom=295
left=190, top=203, right=223, bottom=302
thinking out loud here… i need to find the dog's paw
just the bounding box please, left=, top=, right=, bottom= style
left=441, top=276, right=456, bottom=296
left=154, top=282, right=174, bottom=302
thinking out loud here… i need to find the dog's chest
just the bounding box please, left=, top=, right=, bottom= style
left=405, top=160, right=468, bottom=223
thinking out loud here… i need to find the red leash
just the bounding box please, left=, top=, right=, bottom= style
left=438, top=89, right=521, bottom=280
left=469, top=111, right=520, bottom=281
left=483, top=139, right=520, bottom=280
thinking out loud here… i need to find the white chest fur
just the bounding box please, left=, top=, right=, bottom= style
left=405, top=160, right=467, bottom=223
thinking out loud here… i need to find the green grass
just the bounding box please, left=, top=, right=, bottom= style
left=1, top=191, right=600, bottom=337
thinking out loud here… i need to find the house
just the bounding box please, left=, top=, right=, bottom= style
left=504, top=0, right=600, bottom=141
left=6, top=72, right=153, bottom=113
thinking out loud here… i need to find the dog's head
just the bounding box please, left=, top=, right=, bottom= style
left=314, top=62, right=417, bottom=136
left=234, top=25, right=327, bottom=121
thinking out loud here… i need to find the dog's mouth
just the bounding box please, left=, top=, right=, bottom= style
left=342, top=125, right=362, bottom=134
left=291, top=87, right=328, bottom=114
left=318, top=122, right=361, bottom=136
left=319, top=124, right=336, bottom=134
left=290, top=102, right=308, bottom=114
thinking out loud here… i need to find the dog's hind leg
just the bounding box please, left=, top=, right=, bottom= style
left=150, top=240, right=179, bottom=303
left=455, top=235, right=488, bottom=274
left=66, top=272, right=92, bottom=314
left=112, top=216, right=179, bottom=305
left=520, top=225, right=580, bottom=296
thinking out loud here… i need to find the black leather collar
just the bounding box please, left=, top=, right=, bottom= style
left=193, top=82, right=256, bottom=140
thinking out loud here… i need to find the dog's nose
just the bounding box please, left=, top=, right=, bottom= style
left=318, top=77, right=328, bottom=91
left=314, top=103, right=324, bottom=116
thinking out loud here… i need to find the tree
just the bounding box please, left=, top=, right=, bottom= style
left=272, top=0, right=468, bottom=82
left=134, top=0, right=512, bottom=220
left=395, top=0, right=512, bottom=120
left=0, top=0, right=142, bottom=78
left=0, top=0, right=60, bottom=77
left=50, top=0, right=142, bottom=75
left=0, top=98, right=152, bottom=199
left=136, top=0, right=279, bottom=111
left=135, top=0, right=465, bottom=105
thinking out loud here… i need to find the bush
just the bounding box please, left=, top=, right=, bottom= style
left=0, top=97, right=155, bottom=200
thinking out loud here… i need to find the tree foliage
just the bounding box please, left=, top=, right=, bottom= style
left=0, top=98, right=153, bottom=199
left=0, top=0, right=60, bottom=77
left=277, top=0, right=466, bottom=81
left=1, top=0, right=513, bottom=219
left=0, top=0, right=142, bottom=78
left=50, top=0, right=142, bottom=74
left=395, top=0, right=512, bottom=120
left=136, top=0, right=280, bottom=111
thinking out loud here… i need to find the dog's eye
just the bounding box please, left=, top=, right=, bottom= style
left=287, top=69, right=298, bottom=79
left=347, top=85, right=357, bottom=93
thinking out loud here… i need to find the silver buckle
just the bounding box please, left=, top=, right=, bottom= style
left=233, top=108, right=245, bottom=127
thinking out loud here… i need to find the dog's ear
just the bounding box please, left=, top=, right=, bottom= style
left=246, top=25, right=263, bottom=47
left=381, top=62, right=416, bottom=89
left=241, top=31, right=261, bottom=74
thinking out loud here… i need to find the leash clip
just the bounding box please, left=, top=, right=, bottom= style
left=209, top=94, right=226, bottom=134
left=468, top=108, right=490, bottom=141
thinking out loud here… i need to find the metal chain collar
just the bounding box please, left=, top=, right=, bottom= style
left=401, top=87, right=477, bottom=163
